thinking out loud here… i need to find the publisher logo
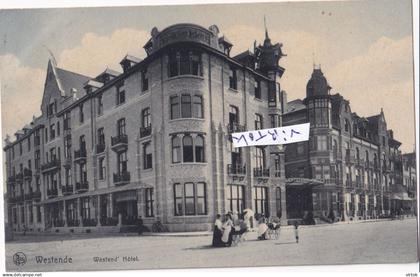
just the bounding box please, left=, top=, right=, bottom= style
left=13, top=252, right=27, bottom=266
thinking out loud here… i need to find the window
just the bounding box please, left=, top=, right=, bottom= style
left=141, top=70, right=149, bottom=91
left=174, top=183, right=183, bottom=216
left=254, top=79, right=261, bottom=99
left=168, top=50, right=202, bottom=77
left=145, top=188, right=154, bottom=217
left=57, top=121, right=60, bottom=136
left=97, top=128, right=105, bottom=146
left=229, top=105, right=239, bottom=125
left=117, top=118, right=126, bottom=136
left=98, top=157, right=106, bottom=180
left=19, top=142, right=22, bottom=155
left=117, top=152, right=127, bottom=173
left=142, top=108, right=151, bottom=128
left=79, top=135, right=86, bottom=152
left=269, top=114, right=280, bottom=128
left=64, top=112, right=71, bottom=130
left=27, top=137, right=31, bottom=151
left=255, top=113, right=263, bottom=130
left=195, top=135, right=205, bottom=162
left=173, top=182, right=207, bottom=216
left=274, top=154, right=281, bottom=177
left=253, top=186, right=268, bottom=215
left=34, top=150, right=40, bottom=170
left=97, top=95, right=103, bottom=116
left=192, top=95, right=203, bottom=118
left=229, top=66, right=237, bottom=90
left=183, top=135, right=193, bottom=162
left=255, top=147, right=266, bottom=168
left=81, top=198, right=90, bottom=219
left=275, top=187, right=282, bottom=218
left=170, top=95, right=180, bottom=119
left=79, top=104, right=84, bottom=124
left=65, top=168, right=72, bottom=186
left=143, top=142, right=152, bottom=169
left=116, top=83, right=126, bottom=105
left=228, top=184, right=244, bottom=213
left=181, top=94, right=191, bottom=118
left=317, top=135, right=328, bottom=151
left=48, top=102, right=56, bottom=117
left=50, top=124, right=56, bottom=140
left=172, top=136, right=181, bottom=163
left=64, top=135, right=71, bottom=158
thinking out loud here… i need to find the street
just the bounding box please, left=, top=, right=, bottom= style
left=5, top=218, right=418, bottom=271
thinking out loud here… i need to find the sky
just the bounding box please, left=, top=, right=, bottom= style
left=0, top=0, right=415, bottom=152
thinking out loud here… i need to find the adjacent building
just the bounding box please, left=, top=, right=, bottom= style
left=282, top=68, right=414, bottom=221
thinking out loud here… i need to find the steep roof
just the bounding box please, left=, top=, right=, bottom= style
left=55, top=67, right=91, bottom=98
left=286, top=99, right=306, bottom=113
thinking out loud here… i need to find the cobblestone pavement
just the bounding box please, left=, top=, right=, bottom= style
left=5, top=218, right=418, bottom=272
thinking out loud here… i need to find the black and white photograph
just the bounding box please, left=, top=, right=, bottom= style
left=0, top=0, right=418, bottom=273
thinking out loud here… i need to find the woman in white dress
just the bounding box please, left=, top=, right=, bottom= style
left=221, top=213, right=234, bottom=246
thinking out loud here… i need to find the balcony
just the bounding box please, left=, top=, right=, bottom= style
left=47, top=188, right=58, bottom=198
left=227, top=123, right=246, bottom=134
left=41, top=159, right=60, bottom=172
left=24, top=191, right=33, bottom=200
left=74, top=149, right=87, bottom=163
left=76, top=181, right=89, bottom=193
left=23, top=168, right=32, bottom=180
left=96, top=143, right=106, bottom=154
left=62, top=185, right=74, bottom=195
left=253, top=167, right=270, bottom=178
left=113, top=171, right=131, bottom=186
left=140, top=125, right=152, bottom=138
left=111, top=134, right=128, bottom=152
left=227, top=164, right=246, bottom=176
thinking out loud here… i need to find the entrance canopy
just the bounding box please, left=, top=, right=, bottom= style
left=285, top=178, right=324, bottom=188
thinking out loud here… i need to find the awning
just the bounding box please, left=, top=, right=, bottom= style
left=285, top=178, right=324, bottom=187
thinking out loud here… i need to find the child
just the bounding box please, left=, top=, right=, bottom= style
left=294, top=221, right=299, bottom=243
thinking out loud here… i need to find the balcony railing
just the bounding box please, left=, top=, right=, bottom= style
left=227, top=123, right=246, bottom=133
left=111, top=134, right=128, bottom=152
left=253, top=167, right=270, bottom=178
left=62, top=185, right=74, bottom=195
left=74, top=149, right=87, bottom=162
left=140, top=125, right=152, bottom=138
left=41, top=159, right=60, bottom=172
left=7, top=176, right=16, bottom=184
left=76, top=181, right=89, bottom=193
left=113, top=171, right=131, bottom=186
left=227, top=164, right=246, bottom=176
left=82, top=218, right=98, bottom=227
left=96, top=143, right=105, bottom=154
left=47, top=188, right=58, bottom=198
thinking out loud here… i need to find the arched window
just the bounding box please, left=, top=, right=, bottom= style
left=356, top=147, right=360, bottom=161
left=172, top=136, right=181, bottom=163
left=195, top=135, right=204, bottom=162
left=344, top=119, right=350, bottom=132
left=183, top=135, right=193, bottom=162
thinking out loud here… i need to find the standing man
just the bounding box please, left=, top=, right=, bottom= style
left=137, top=216, right=144, bottom=235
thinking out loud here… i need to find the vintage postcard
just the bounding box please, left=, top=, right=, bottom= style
left=0, top=0, right=417, bottom=272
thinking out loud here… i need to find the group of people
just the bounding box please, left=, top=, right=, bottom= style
left=212, top=211, right=300, bottom=247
